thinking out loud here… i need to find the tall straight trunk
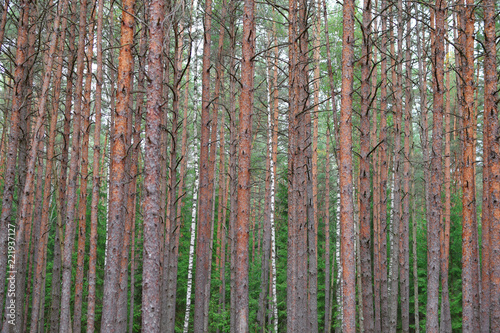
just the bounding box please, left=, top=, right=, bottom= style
left=417, top=11, right=430, bottom=236
left=215, top=99, right=227, bottom=280
left=359, top=0, right=374, bottom=330
left=308, top=0, right=321, bottom=332
left=201, top=3, right=228, bottom=325
left=116, top=61, right=137, bottom=333
left=287, top=0, right=298, bottom=328
left=21, top=136, right=43, bottom=333
left=389, top=7, right=403, bottom=330
left=217, top=155, right=229, bottom=333
left=321, top=0, right=339, bottom=142
left=324, top=125, right=332, bottom=333
left=378, top=1, right=389, bottom=329
left=213, top=2, right=229, bottom=274
left=141, top=0, right=164, bottom=331
left=29, top=2, right=70, bottom=328
left=58, top=0, right=89, bottom=329
left=49, top=4, right=78, bottom=330
left=270, top=20, right=279, bottom=331
left=14, top=0, right=36, bottom=219
left=258, top=50, right=274, bottom=332
left=73, top=15, right=95, bottom=331
left=193, top=0, right=215, bottom=329
left=162, top=16, right=185, bottom=333
left=371, top=44, right=381, bottom=333
left=288, top=0, right=308, bottom=330
left=302, top=33, right=315, bottom=333
left=412, top=173, right=420, bottom=333
left=0, top=0, right=31, bottom=316
left=228, top=3, right=238, bottom=328
left=308, top=2, right=320, bottom=330
left=126, top=11, right=147, bottom=333
left=169, top=24, right=192, bottom=333
left=12, top=0, right=55, bottom=322
left=86, top=0, right=104, bottom=330
left=440, top=23, right=452, bottom=333
left=460, top=0, right=480, bottom=330
left=339, top=0, right=356, bottom=330
left=101, top=0, right=135, bottom=329
left=355, top=193, right=363, bottom=330
left=484, top=0, right=499, bottom=329
left=183, top=118, right=200, bottom=333
left=426, top=1, right=445, bottom=330
left=400, top=13, right=412, bottom=333
left=234, top=0, right=255, bottom=330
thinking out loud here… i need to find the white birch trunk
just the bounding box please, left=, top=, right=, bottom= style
left=335, top=173, right=342, bottom=329
left=388, top=163, right=395, bottom=290
left=183, top=155, right=199, bottom=333
left=267, top=81, right=278, bottom=333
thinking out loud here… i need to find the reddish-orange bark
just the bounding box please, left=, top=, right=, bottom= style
left=101, top=0, right=135, bottom=329
left=58, top=0, right=88, bottom=328
left=0, top=0, right=31, bottom=315
left=86, top=0, right=104, bottom=330
left=234, top=0, right=255, bottom=330
left=484, top=0, right=499, bottom=329
left=339, top=0, right=356, bottom=330
left=460, top=0, right=480, bottom=330
left=193, top=0, right=216, bottom=329
left=440, top=26, right=452, bottom=332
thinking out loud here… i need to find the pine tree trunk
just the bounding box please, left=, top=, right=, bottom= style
left=339, top=0, right=356, bottom=330
left=49, top=5, right=78, bottom=330
left=0, top=0, right=9, bottom=51
left=378, top=2, right=389, bottom=329
left=308, top=2, right=319, bottom=330
left=0, top=0, right=31, bottom=317
left=161, top=14, right=186, bottom=332
left=86, top=0, right=104, bottom=330
left=193, top=0, right=215, bottom=329
left=460, top=0, right=480, bottom=330
left=440, top=22, right=452, bottom=333
left=321, top=0, right=339, bottom=142
left=426, top=2, right=445, bottom=331
left=73, top=16, right=95, bottom=332
left=58, top=0, right=88, bottom=328
left=359, top=0, right=374, bottom=330
left=400, top=13, right=412, bottom=333
left=28, top=0, right=69, bottom=329
left=412, top=174, right=420, bottom=333
left=484, top=0, right=499, bottom=329
left=234, top=0, right=255, bottom=330
left=371, top=42, right=381, bottom=333
left=101, top=0, right=135, bottom=329
left=141, top=0, right=164, bottom=331
left=228, top=3, right=238, bottom=328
